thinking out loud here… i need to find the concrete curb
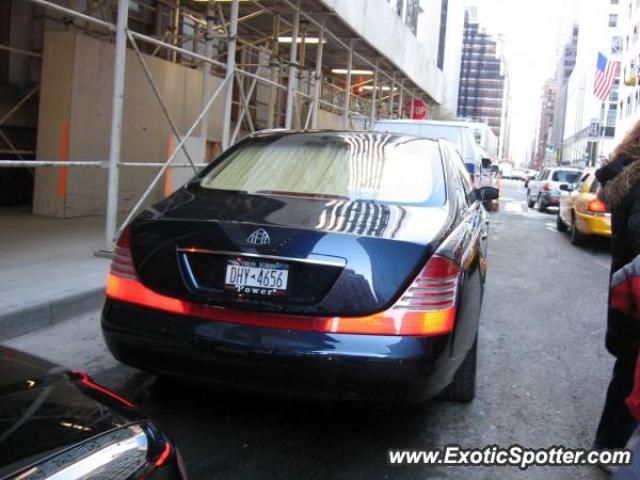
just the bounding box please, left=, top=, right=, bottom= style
left=0, top=287, right=105, bottom=341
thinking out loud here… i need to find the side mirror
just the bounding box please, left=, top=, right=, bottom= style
left=476, top=186, right=500, bottom=202
left=481, top=158, right=492, bottom=169
left=559, top=184, right=571, bottom=192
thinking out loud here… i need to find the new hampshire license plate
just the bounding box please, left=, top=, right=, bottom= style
left=224, top=258, right=289, bottom=297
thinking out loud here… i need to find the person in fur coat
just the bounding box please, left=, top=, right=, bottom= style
left=594, top=121, right=640, bottom=450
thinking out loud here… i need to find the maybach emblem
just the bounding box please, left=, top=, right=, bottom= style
left=246, top=228, right=271, bottom=245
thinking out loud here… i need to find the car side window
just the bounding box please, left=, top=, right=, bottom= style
left=575, top=173, right=590, bottom=191
left=449, top=146, right=475, bottom=205
left=590, top=178, right=600, bottom=194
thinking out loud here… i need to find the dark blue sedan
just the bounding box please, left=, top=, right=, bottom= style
left=102, top=131, right=495, bottom=404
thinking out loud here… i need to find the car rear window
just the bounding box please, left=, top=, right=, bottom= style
left=200, top=134, right=446, bottom=206
left=552, top=170, right=581, bottom=183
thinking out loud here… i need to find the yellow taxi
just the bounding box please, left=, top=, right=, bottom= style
left=557, top=168, right=611, bottom=245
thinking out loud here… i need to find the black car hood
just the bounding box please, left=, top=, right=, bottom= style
left=0, top=347, right=140, bottom=478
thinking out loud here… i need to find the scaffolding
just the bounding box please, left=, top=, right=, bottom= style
left=0, top=0, right=435, bottom=250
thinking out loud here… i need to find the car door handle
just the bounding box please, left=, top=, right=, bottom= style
left=481, top=233, right=488, bottom=241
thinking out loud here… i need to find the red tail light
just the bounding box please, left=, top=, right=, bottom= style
left=71, top=370, right=134, bottom=408
left=588, top=199, right=608, bottom=213
left=110, top=227, right=137, bottom=280
left=154, top=442, right=172, bottom=467
left=542, top=182, right=551, bottom=192
left=106, top=254, right=460, bottom=337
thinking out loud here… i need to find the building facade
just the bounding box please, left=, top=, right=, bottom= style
left=549, top=23, right=579, bottom=161
left=1, top=0, right=454, bottom=221
left=534, top=79, right=558, bottom=169
left=457, top=8, right=508, bottom=157
left=562, top=0, right=623, bottom=166
left=614, top=0, right=640, bottom=145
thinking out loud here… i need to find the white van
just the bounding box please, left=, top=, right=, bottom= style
left=372, top=119, right=486, bottom=185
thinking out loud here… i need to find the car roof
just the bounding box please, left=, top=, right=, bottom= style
left=247, top=129, right=441, bottom=146
left=373, top=119, right=473, bottom=128
left=545, top=166, right=582, bottom=171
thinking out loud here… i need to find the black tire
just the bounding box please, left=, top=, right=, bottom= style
left=570, top=213, right=586, bottom=246
left=527, top=191, right=535, bottom=208
left=538, top=196, right=547, bottom=213
left=439, top=338, right=477, bottom=403
left=556, top=213, right=568, bottom=232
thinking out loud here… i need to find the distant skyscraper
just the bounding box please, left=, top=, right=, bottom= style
left=534, top=79, right=558, bottom=169
left=457, top=10, right=508, bottom=154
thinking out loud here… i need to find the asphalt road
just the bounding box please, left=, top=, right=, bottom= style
left=6, top=180, right=615, bottom=479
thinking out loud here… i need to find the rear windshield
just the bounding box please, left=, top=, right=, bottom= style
left=200, top=134, right=446, bottom=206
left=552, top=170, right=581, bottom=183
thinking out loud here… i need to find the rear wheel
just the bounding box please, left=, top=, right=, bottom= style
left=527, top=191, right=535, bottom=208
left=439, top=337, right=477, bottom=403
left=538, top=196, right=547, bottom=212
left=570, top=213, right=586, bottom=246
left=556, top=212, right=568, bottom=232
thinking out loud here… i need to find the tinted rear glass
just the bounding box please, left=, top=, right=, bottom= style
left=552, top=170, right=581, bottom=183
left=200, top=134, right=446, bottom=206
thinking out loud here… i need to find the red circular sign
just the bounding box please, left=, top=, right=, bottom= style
left=404, top=99, right=429, bottom=120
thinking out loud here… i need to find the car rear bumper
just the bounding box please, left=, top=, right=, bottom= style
left=576, top=211, right=612, bottom=237
left=102, top=299, right=461, bottom=404
left=540, top=192, right=560, bottom=205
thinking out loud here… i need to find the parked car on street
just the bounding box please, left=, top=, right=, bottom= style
left=0, top=346, right=185, bottom=480
left=527, top=166, right=582, bottom=212
left=557, top=168, right=611, bottom=245
left=102, top=130, right=498, bottom=405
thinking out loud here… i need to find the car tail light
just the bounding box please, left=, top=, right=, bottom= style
left=71, top=370, right=134, bottom=407
left=110, top=227, right=137, bottom=280
left=154, top=442, right=172, bottom=467
left=588, top=199, right=608, bottom=213
left=106, top=252, right=460, bottom=337
left=542, top=182, right=551, bottom=192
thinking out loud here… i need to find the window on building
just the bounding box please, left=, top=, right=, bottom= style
left=610, top=14, right=619, bottom=27
left=404, top=0, right=422, bottom=35
left=437, top=0, right=448, bottom=69
left=607, top=105, right=618, bottom=126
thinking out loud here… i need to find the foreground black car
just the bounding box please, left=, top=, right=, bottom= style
left=0, top=346, right=185, bottom=479
left=103, top=131, right=495, bottom=404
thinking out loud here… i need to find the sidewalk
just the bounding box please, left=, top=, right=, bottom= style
left=0, top=207, right=110, bottom=339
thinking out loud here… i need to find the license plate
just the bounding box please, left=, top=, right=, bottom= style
left=224, top=258, right=289, bottom=297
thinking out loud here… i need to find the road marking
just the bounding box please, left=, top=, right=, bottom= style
left=505, top=202, right=525, bottom=213
left=545, top=223, right=557, bottom=232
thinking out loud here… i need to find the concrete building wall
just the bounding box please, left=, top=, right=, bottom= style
left=33, top=31, right=346, bottom=218
left=34, top=31, right=226, bottom=217
left=439, top=0, right=465, bottom=117
left=319, top=0, right=445, bottom=104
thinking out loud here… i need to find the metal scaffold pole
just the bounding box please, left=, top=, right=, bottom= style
left=285, top=0, right=300, bottom=129
left=342, top=39, right=354, bottom=129
left=200, top=0, right=216, bottom=157
left=369, top=60, right=379, bottom=127
left=311, top=22, right=325, bottom=129
left=221, top=0, right=239, bottom=150
left=105, top=0, right=129, bottom=249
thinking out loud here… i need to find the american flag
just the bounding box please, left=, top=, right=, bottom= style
left=594, top=52, right=621, bottom=101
